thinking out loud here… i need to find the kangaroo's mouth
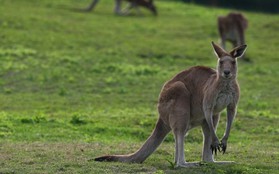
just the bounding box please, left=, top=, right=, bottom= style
left=222, top=74, right=233, bottom=79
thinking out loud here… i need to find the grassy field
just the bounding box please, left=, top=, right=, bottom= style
left=0, top=0, right=278, bottom=173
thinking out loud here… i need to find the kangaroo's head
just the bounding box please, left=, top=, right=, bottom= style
left=212, top=42, right=247, bottom=79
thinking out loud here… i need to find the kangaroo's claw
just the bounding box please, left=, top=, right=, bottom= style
left=219, top=138, right=228, bottom=154
left=210, top=144, right=219, bottom=155
left=220, top=143, right=227, bottom=154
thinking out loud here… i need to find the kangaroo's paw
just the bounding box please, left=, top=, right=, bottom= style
left=211, top=140, right=221, bottom=155
left=220, top=139, right=227, bottom=154
left=176, top=162, right=200, bottom=168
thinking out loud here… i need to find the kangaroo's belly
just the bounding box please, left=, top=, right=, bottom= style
left=189, top=101, right=205, bottom=129
left=188, top=92, right=234, bottom=128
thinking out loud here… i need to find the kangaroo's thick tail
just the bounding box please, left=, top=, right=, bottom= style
left=94, top=118, right=170, bottom=163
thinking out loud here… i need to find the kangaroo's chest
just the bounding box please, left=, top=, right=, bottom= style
left=214, top=92, right=233, bottom=113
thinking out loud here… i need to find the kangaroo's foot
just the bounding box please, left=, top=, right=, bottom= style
left=176, top=162, right=200, bottom=168
left=202, top=161, right=235, bottom=165
left=214, top=161, right=235, bottom=164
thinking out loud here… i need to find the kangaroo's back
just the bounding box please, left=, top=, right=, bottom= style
left=158, top=66, right=217, bottom=128
left=160, top=66, right=216, bottom=102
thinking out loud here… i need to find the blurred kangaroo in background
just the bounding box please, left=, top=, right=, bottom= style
left=218, top=12, right=248, bottom=50
left=84, top=0, right=157, bottom=15
left=95, top=42, right=247, bottom=167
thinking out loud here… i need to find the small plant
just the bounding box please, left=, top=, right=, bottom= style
left=4, top=88, right=12, bottom=94
left=21, top=116, right=46, bottom=124
left=0, top=124, right=13, bottom=137
left=70, top=115, right=87, bottom=125
left=166, top=159, right=176, bottom=169
left=59, top=87, right=67, bottom=96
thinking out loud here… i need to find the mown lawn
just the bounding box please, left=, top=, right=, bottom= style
left=0, top=0, right=278, bottom=173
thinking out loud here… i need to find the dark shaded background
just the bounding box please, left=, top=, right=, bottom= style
left=181, top=0, right=279, bottom=13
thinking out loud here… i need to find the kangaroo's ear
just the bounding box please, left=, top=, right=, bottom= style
left=230, top=45, right=247, bottom=58
left=211, top=41, right=227, bottom=58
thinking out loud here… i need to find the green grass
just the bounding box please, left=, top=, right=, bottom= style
left=0, top=0, right=278, bottom=173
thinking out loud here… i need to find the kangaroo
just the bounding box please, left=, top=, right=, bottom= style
left=218, top=12, right=248, bottom=50
left=95, top=42, right=247, bottom=167
left=84, top=0, right=157, bottom=15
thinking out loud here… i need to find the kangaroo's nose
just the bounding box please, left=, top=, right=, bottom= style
left=224, top=70, right=230, bottom=75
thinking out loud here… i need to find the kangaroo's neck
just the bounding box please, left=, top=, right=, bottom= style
left=211, top=74, right=238, bottom=93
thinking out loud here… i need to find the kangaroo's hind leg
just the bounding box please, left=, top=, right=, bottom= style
left=166, top=82, right=198, bottom=167
left=114, top=0, right=122, bottom=15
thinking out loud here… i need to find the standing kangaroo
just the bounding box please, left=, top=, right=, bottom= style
left=95, top=42, right=247, bottom=167
left=218, top=12, right=248, bottom=50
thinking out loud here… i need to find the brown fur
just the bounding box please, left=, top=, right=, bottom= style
left=218, top=12, right=248, bottom=50
left=95, top=42, right=247, bottom=167
left=84, top=0, right=157, bottom=15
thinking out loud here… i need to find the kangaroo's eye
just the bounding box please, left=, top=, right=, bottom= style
left=219, top=61, right=224, bottom=65
left=232, top=61, right=236, bottom=65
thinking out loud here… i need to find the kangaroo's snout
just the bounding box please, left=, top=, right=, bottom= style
left=224, top=70, right=230, bottom=75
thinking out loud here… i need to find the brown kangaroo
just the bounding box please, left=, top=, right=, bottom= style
left=218, top=12, right=248, bottom=50
left=84, top=0, right=157, bottom=15
left=95, top=42, right=247, bottom=167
